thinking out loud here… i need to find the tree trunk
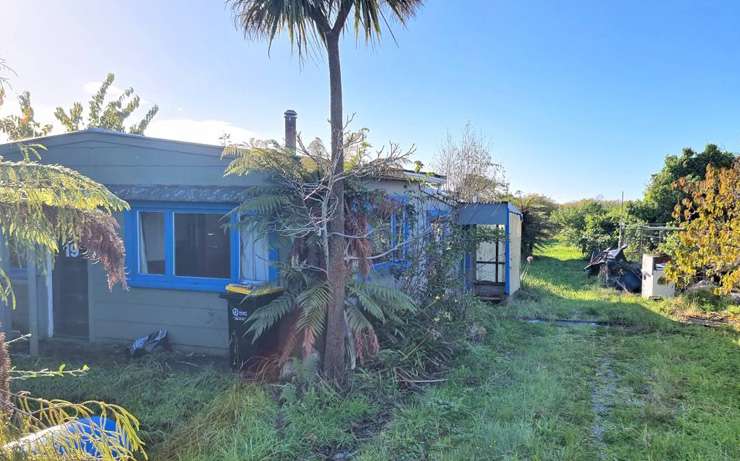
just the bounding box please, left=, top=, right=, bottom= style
left=322, top=33, right=347, bottom=382
left=0, top=333, right=11, bottom=417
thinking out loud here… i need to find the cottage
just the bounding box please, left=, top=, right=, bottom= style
left=0, top=112, right=521, bottom=357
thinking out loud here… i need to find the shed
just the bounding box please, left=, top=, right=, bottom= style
left=456, top=202, right=522, bottom=301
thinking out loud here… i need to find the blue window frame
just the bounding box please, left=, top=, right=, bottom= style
left=372, top=204, right=411, bottom=272
left=124, top=202, right=241, bottom=292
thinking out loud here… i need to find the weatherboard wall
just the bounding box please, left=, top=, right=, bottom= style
left=0, top=130, right=270, bottom=355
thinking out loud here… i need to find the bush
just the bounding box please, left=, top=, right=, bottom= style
left=508, top=193, right=558, bottom=257
left=552, top=199, right=639, bottom=256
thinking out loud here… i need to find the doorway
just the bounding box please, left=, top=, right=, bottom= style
left=52, top=243, right=89, bottom=338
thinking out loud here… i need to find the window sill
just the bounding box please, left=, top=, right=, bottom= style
left=126, top=275, right=233, bottom=293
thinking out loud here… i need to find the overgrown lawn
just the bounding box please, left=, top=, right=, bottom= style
left=10, top=243, right=739, bottom=460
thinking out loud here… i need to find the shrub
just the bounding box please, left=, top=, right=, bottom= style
left=552, top=199, right=638, bottom=256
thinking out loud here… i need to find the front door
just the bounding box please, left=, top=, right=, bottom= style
left=53, top=243, right=89, bottom=338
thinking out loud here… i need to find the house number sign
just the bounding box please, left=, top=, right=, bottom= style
left=64, top=242, right=80, bottom=258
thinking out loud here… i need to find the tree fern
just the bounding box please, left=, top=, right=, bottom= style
left=344, top=303, right=374, bottom=334
left=296, top=282, right=331, bottom=355
left=348, top=283, right=386, bottom=323
left=246, top=291, right=297, bottom=339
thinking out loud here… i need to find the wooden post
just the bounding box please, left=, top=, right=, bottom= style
left=27, top=248, right=38, bottom=356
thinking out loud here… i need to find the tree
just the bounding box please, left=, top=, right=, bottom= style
left=0, top=61, right=143, bottom=459
left=229, top=0, right=423, bottom=381
left=54, top=73, right=159, bottom=135
left=509, top=192, right=557, bottom=257
left=0, top=91, right=52, bottom=141
left=223, top=130, right=416, bottom=370
left=552, top=199, right=633, bottom=256
left=0, top=156, right=146, bottom=458
left=630, top=144, right=736, bottom=224
left=664, top=159, right=740, bottom=295
left=435, top=122, right=507, bottom=202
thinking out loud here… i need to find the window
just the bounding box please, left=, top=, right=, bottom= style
left=174, top=213, right=230, bottom=278
left=369, top=205, right=410, bottom=269
left=125, top=203, right=241, bottom=292
left=125, top=202, right=276, bottom=291
left=240, top=233, right=271, bottom=282
left=139, top=212, right=165, bottom=274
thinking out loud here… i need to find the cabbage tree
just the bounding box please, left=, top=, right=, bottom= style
left=229, top=0, right=423, bottom=380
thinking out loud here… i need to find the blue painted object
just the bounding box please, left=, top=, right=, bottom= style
left=2, top=416, right=131, bottom=459
left=63, top=416, right=130, bottom=458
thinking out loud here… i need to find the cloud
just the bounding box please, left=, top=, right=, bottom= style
left=146, top=118, right=258, bottom=145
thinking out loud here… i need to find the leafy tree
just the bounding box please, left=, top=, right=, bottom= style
left=54, top=72, right=159, bottom=134
left=630, top=144, right=736, bottom=224
left=229, top=0, right=423, bottom=381
left=664, top=159, right=740, bottom=295
left=435, top=122, right=507, bottom=202
left=509, top=192, right=557, bottom=257
left=553, top=199, right=635, bottom=256
left=0, top=91, right=52, bottom=140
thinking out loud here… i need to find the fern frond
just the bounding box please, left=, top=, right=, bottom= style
left=296, top=282, right=331, bottom=318
left=349, top=283, right=386, bottom=323
left=295, top=282, right=330, bottom=341
left=246, top=292, right=296, bottom=341
left=345, top=303, right=374, bottom=334
left=236, top=194, right=290, bottom=215
left=359, top=282, right=417, bottom=314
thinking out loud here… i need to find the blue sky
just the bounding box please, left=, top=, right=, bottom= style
left=2, top=0, right=739, bottom=202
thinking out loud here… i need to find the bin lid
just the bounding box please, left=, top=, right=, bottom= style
left=221, top=284, right=284, bottom=300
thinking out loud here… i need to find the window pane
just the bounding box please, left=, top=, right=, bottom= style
left=175, top=213, right=230, bottom=278
left=240, top=231, right=269, bottom=282
left=139, top=212, right=165, bottom=274
left=369, top=210, right=404, bottom=264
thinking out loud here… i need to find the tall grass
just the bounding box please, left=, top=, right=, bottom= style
left=357, top=243, right=740, bottom=460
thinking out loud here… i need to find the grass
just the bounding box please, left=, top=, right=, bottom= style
left=358, top=243, right=740, bottom=460
left=10, top=242, right=740, bottom=460
left=10, top=352, right=237, bottom=448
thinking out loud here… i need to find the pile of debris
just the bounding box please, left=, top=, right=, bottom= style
left=585, top=245, right=641, bottom=293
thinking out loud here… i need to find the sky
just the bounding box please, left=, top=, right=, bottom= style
left=1, top=0, right=739, bottom=202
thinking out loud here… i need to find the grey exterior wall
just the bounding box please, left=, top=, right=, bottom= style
left=0, top=130, right=268, bottom=355
left=89, top=259, right=229, bottom=354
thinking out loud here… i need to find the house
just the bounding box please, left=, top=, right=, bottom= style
left=0, top=111, right=520, bottom=356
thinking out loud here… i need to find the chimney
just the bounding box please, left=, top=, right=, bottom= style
left=284, top=109, right=297, bottom=151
